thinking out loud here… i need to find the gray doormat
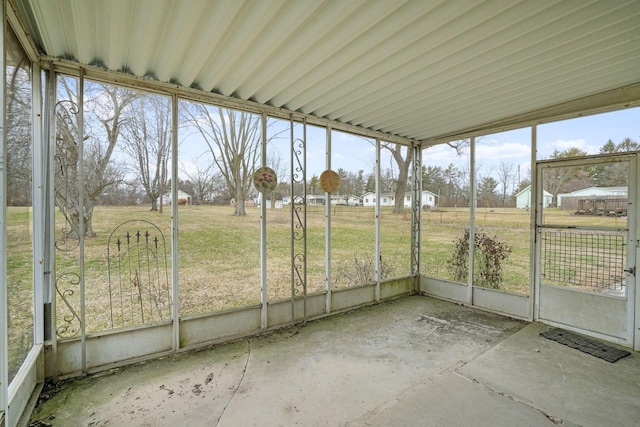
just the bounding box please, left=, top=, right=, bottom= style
left=540, top=328, right=631, bottom=363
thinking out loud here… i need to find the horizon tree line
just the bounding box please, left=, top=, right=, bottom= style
left=49, top=76, right=638, bottom=236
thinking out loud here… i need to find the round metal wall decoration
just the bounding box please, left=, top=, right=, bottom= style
left=253, top=167, right=277, bottom=193
left=319, top=169, right=340, bottom=193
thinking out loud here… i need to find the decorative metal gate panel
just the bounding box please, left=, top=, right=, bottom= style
left=107, top=220, right=171, bottom=329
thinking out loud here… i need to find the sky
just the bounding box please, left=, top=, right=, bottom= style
left=177, top=105, right=639, bottom=193
left=421, top=106, right=640, bottom=185
left=293, top=106, right=640, bottom=181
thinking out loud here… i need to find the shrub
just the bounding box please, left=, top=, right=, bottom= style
left=447, top=229, right=512, bottom=289
left=333, top=253, right=391, bottom=287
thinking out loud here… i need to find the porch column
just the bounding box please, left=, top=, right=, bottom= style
left=0, top=0, right=8, bottom=420
left=411, top=143, right=422, bottom=293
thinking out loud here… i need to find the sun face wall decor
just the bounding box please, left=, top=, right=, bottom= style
left=319, top=169, right=340, bottom=193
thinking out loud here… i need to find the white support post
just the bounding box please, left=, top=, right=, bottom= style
left=302, top=118, right=308, bottom=324
left=32, top=61, right=44, bottom=351
left=289, top=116, right=294, bottom=323
left=45, top=64, right=58, bottom=382
left=530, top=125, right=538, bottom=322
left=468, top=137, right=476, bottom=305
left=260, top=112, right=268, bottom=329
left=171, top=94, right=180, bottom=351
left=375, top=138, right=381, bottom=302
left=628, top=154, right=638, bottom=350
left=0, top=0, right=8, bottom=417
left=78, top=69, right=86, bottom=374
left=46, top=66, right=57, bottom=382
left=325, top=127, right=332, bottom=314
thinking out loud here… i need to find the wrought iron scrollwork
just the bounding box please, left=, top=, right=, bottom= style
left=293, top=253, right=306, bottom=296
left=54, top=98, right=81, bottom=251
left=291, top=136, right=307, bottom=301
left=53, top=97, right=84, bottom=338
left=292, top=138, right=305, bottom=184
left=55, top=272, right=81, bottom=338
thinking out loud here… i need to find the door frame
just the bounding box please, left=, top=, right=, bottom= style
left=534, top=152, right=638, bottom=349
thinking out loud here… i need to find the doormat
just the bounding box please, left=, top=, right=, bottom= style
left=540, top=328, right=631, bottom=363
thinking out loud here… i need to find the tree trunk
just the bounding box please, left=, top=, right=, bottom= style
left=392, top=148, right=413, bottom=214
left=234, top=187, right=246, bottom=216
left=270, top=190, right=277, bottom=208
left=84, top=212, right=96, bottom=237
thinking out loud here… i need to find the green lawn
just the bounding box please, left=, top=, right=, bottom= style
left=9, top=203, right=627, bottom=380
left=422, top=207, right=533, bottom=293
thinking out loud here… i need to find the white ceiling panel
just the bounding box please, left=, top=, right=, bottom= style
left=12, top=0, right=640, bottom=144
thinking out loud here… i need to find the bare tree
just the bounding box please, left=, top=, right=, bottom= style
left=267, top=149, right=289, bottom=208
left=5, top=57, right=32, bottom=206
left=545, top=147, right=589, bottom=205
left=335, top=169, right=365, bottom=206
left=55, top=78, right=137, bottom=236
left=179, top=154, right=221, bottom=204
left=381, top=142, right=413, bottom=214
left=121, top=94, right=172, bottom=211
left=182, top=103, right=261, bottom=216
left=496, top=160, right=514, bottom=207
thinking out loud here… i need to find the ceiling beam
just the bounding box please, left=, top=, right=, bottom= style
left=421, top=82, right=640, bottom=146
left=40, top=56, right=420, bottom=147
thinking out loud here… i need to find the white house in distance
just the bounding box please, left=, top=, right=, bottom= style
left=280, top=195, right=362, bottom=206
left=515, top=185, right=552, bottom=209
left=162, top=190, right=192, bottom=205
left=331, top=195, right=363, bottom=206
left=362, top=190, right=438, bottom=208
left=557, top=186, right=628, bottom=208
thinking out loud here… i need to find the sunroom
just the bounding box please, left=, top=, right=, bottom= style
left=2, top=1, right=640, bottom=425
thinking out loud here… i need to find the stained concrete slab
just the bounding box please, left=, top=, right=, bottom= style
left=458, top=322, right=640, bottom=427
left=347, top=371, right=556, bottom=427
left=27, top=296, right=639, bottom=426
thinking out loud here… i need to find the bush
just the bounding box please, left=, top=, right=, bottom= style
left=447, top=230, right=512, bottom=289
left=333, top=253, right=391, bottom=287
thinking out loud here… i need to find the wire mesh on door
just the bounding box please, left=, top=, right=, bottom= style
left=541, top=230, right=627, bottom=291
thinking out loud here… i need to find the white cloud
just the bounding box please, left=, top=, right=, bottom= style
left=476, top=142, right=530, bottom=160
left=552, top=138, right=586, bottom=149
left=422, top=144, right=464, bottom=162
left=546, top=138, right=599, bottom=155
left=423, top=141, right=530, bottom=164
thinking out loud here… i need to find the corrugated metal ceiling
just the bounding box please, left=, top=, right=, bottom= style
left=12, top=0, right=640, bottom=144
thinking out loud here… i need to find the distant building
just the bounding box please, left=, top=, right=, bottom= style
left=230, top=198, right=256, bottom=207
left=162, top=190, right=192, bottom=205
left=515, top=185, right=552, bottom=209
left=557, top=186, right=627, bottom=208
left=330, top=195, right=362, bottom=206
left=362, top=190, right=438, bottom=208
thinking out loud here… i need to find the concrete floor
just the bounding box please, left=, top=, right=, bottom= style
left=28, top=296, right=640, bottom=426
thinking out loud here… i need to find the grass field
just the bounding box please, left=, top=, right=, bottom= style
left=8, top=203, right=628, bottom=381
left=421, top=207, right=531, bottom=294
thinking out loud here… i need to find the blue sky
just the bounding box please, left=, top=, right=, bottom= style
left=305, top=106, right=640, bottom=182
left=422, top=106, right=640, bottom=184
left=178, top=106, right=639, bottom=190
